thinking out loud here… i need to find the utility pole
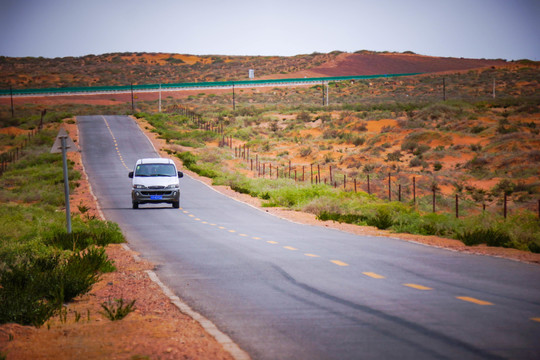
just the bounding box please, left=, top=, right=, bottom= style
left=131, top=82, right=135, bottom=112
left=158, top=83, right=162, bottom=112
left=326, top=82, right=329, bottom=106
left=50, top=129, right=79, bottom=234
left=232, top=83, right=236, bottom=111
left=10, top=85, right=14, bottom=118
left=443, top=77, right=446, bottom=101
left=321, top=81, right=325, bottom=106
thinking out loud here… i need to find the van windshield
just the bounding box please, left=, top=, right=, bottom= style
left=135, top=164, right=176, bottom=177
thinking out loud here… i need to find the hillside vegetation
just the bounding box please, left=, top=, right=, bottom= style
left=1, top=51, right=539, bottom=255
left=1, top=51, right=508, bottom=89
left=0, top=121, right=125, bottom=327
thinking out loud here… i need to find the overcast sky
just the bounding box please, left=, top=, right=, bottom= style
left=1, top=0, right=539, bottom=60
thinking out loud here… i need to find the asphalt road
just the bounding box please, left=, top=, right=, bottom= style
left=78, top=115, right=540, bottom=360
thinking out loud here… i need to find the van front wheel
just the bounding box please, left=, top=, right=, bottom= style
left=172, top=201, right=180, bottom=209
left=132, top=202, right=139, bottom=209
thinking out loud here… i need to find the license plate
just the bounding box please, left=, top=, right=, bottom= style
left=150, top=195, right=162, bottom=200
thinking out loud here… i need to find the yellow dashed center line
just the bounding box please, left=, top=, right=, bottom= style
left=403, top=283, right=433, bottom=291
left=267, top=241, right=278, bottom=244
left=188, top=214, right=195, bottom=218
left=284, top=246, right=298, bottom=251
left=531, top=318, right=540, bottom=322
left=252, top=237, right=261, bottom=240
left=101, top=116, right=129, bottom=170
left=194, top=218, right=201, bottom=221
left=331, top=260, right=349, bottom=267
left=239, top=234, right=248, bottom=237
left=218, top=226, right=226, bottom=229
left=201, top=221, right=208, bottom=224
left=228, top=229, right=236, bottom=233
left=363, top=272, right=385, bottom=279
left=456, top=296, right=494, bottom=306
left=304, top=254, right=320, bottom=258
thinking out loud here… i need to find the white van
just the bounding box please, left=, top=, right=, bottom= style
left=128, top=158, right=183, bottom=209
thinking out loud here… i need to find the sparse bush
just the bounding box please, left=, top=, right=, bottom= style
left=409, top=157, right=424, bottom=168
left=296, top=111, right=312, bottom=122
left=177, top=151, right=198, bottom=168
left=366, top=209, right=393, bottom=229
left=457, top=228, right=512, bottom=247
left=352, top=136, right=366, bottom=146
left=100, top=298, right=136, bottom=321
left=386, top=151, right=403, bottom=162
left=299, top=147, right=312, bottom=157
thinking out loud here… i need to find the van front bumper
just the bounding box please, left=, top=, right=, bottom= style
left=131, top=189, right=180, bottom=204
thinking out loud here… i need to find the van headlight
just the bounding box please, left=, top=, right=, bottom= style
left=166, top=184, right=179, bottom=189
left=133, top=184, right=147, bottom=189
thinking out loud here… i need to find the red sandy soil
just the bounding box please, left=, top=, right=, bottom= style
left=273, top=52, right=508, bottom=78
left=0, top=127, right=31, bottom=136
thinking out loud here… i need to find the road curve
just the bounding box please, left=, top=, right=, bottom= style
left=78, top=115, right=540, bottom=360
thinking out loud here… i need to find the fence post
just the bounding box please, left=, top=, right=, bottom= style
left=504, top=194, right=507, bottom=219
left=343, top=174, right=346, bottom=190
left=329, top=165, right=333, bottom=183
left=413, top=177, right=416, bottom=205
left=354, top=178, right=357, bottom=193
left=310, top=164, right=313, bottom=184
left=317, top=164, right=321, bottom=183
left=398, top=184, right=402, bottom=202
left=388, top=173, right=391, bottom=201
left=432, top=187, right=436, bottom=213
left=367, top=174, right=371, bottom=194
left=455, top=194, right=459, bottom=218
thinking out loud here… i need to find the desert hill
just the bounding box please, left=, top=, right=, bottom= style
left=0, top=51, right=509, bottom=90
left=287, top=51, right=507, bottom=78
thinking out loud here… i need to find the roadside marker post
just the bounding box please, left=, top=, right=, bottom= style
left=50, top=128, right=79, bottom=234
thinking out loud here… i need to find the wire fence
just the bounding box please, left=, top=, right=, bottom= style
left=176, top=111, right=540, bottom=220
left=0, top=127, right=41, bottom=176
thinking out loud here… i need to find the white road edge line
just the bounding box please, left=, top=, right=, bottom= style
left=78, top=117, right=250, bottom=360
left=76, top=119, right=106, bottom=221
left=145, top=269, right=251, bottom=360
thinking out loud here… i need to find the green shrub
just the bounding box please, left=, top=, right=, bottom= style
left=529, top=241, right=540, bottom=253
left=457, top=228, right=512, bottom=247
left=366, top=209, right=393, bottom=229
left=45, top=230, right=93, bottom=251
left=101, top=298, right=136, bottom=321
left=44, top=220, right=124, bottom=250
left=177, top=151, right=198, bottom=168
left=57, top=250, right=106, bottom=302
left=317, top=211, right=365, bottom=224
left=0, top=257, right=61, bottom=326
left=299, top=147, right=312, bottom=157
